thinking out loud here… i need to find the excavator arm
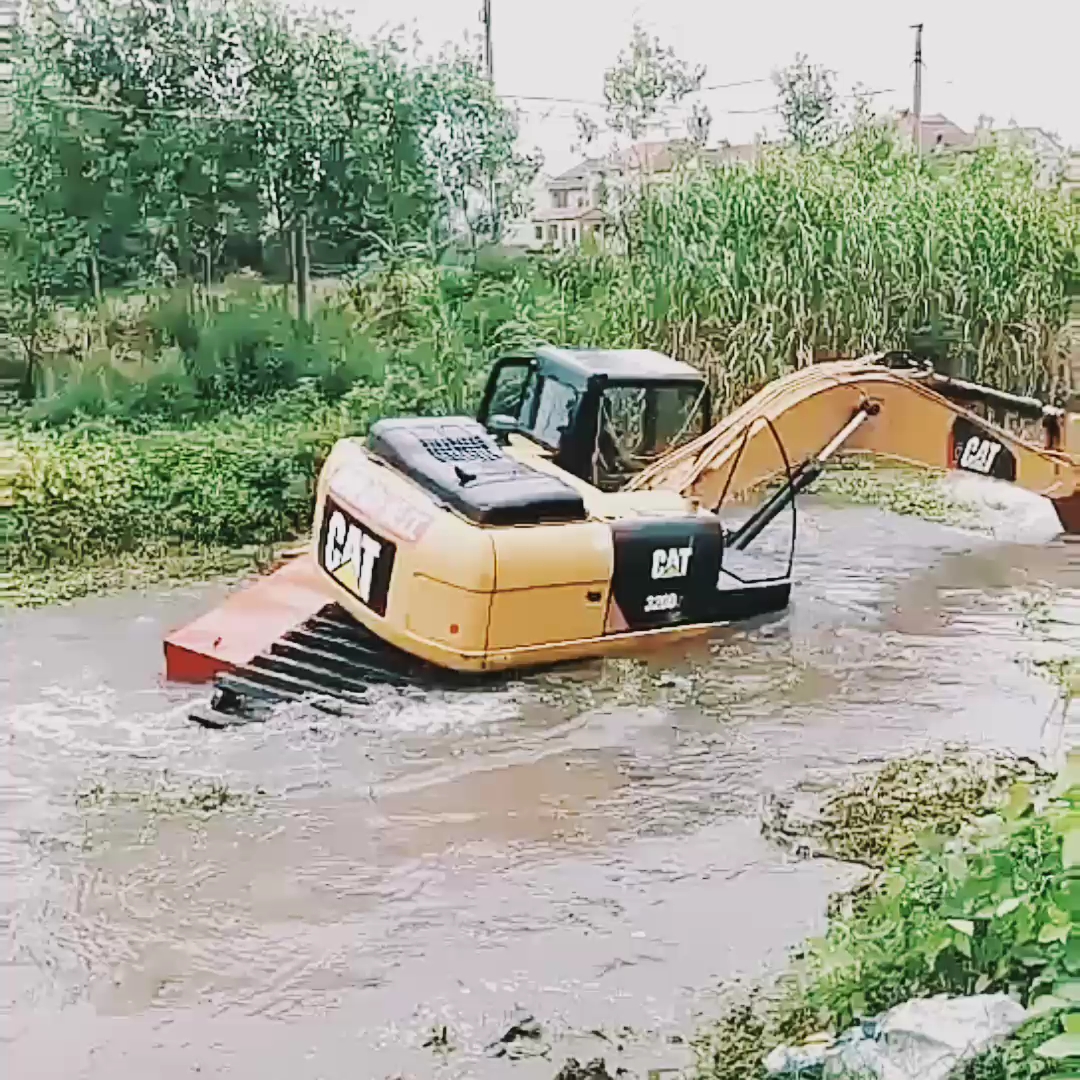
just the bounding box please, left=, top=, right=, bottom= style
left=628, top=356, right=1080, bottom=534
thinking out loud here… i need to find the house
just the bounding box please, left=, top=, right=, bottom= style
left=895, top=110, right=976, bottom=153
left=529, top=157, right=608, bottom=251
left=985, top=125, right=1069, bottom=187
left=893, top=111, right=1076, bottom=193
left=523, top=138, right=762, bottom=252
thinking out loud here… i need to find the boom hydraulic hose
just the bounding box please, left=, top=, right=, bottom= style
left=729, top=402, right=879, bottom=551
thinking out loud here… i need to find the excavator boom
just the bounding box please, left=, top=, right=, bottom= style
left=630, top=356, right=1080, bottom=534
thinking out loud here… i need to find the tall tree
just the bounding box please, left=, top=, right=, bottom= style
left=773, top=53, right=836, bottom=149
left=420, top=46, right=540, bottom=245
left=603, top=24, right=706, bottom=141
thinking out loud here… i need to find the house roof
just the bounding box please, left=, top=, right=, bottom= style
left=551, top=157, right=605, bottom=184
left=533, top=206, right=607, bottom=223
left=551, top=138, right=761, bottom=188
left=896, top=110, right=975, bottom=152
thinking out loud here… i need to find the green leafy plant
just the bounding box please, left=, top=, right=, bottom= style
left=791, top=757, right=1080, bottom=1043
left=773, top=53, right=837, bottom=149
left=696, top=756, right=1080, bottom=1080
left=602, top=22, right=706, bottom=140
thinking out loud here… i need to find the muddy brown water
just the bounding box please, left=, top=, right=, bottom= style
left=2, top=487, right=1079, bottom=1079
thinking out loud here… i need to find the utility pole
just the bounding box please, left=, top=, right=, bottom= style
left=480, top=0, right=498, bottom=239
left=911, top=22, right=923, bottom=154
left=482, top=0, right=493, bottom=81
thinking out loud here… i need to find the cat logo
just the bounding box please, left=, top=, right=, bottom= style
left=651, top=544, right=693, bottom=581
left=320, top=500, right=396, bottom=615
left=958, top=435, right=1003, bottom=476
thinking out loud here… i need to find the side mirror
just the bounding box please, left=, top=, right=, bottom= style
left=487, top=414, right=517, bottom=445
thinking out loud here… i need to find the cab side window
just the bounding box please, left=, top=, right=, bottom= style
left=487, top=362, right=532, bottom=422
left=529, top=377, right=579, bottom=450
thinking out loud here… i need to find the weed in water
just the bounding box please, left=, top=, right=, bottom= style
left=813, top=458, right=981, bottom=529
left=762, top=750, right=1049, bottom=869
left=76, top=776, right=259, bottom=816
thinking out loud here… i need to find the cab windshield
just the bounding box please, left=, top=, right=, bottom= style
left=595, top=383, right=707, bottom=489
left=486, top=363, right=581, bottom=452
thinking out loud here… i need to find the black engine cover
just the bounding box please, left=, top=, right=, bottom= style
left=368, top=417, right=587, bottom=527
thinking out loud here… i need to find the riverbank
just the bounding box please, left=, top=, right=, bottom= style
left=4, top=399, right=982, bottom=609
left=3, top=541, right=296, bottom=608
left=693, top=747, right=1076, bottom=1080
left=4, top=390, right=350, bottom=608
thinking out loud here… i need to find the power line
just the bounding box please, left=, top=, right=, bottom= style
left=13, top=77, right=903, bottom=132
left=506, top=82, right=898, bottom=117
left=505, top=93, right=606, bottom=108
left=503, top=77, right=774, bottom=110
left=696, top=77, right=773, bottom=92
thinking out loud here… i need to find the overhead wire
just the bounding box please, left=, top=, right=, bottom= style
left=11, top=66, right=903, bottom=138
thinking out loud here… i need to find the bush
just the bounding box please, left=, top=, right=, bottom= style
left=9, top=387, right=370, bottom=567
left=28, top=286, right=389, bottom=426
left=696, top=754, right=1080, bottom=1080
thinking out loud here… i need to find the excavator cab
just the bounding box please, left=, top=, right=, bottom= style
left=476, top=346, right=711, bottom=492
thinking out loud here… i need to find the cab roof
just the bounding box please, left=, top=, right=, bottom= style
left=535, top=346, right=704, bottom=386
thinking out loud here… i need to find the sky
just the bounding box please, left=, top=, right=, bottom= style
left=328, top=0, right=1079, bottom=175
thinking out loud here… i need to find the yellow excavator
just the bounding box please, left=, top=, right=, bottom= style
left=165, top=347, right=1080, bottom=725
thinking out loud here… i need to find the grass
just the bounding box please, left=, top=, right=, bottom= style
left=3, top=541, right=295, bottom=608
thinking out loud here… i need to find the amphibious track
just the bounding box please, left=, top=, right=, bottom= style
left=189, top=605, right=481, bottom=727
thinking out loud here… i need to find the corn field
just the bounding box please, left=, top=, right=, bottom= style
left=22, top=130, right=1080, bottom=427
left=560, top=131, right=1080, bottom=411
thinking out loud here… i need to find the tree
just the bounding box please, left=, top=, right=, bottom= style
left=418, top=46, right=541, bottom=246
left=603, top=23, right=705, bottom=141
left=773, top=53, right=836, bottom=149
left=573, top=110, right=600, bottom=154
left=2, top=0, right=536, bottom=314
left=686, top=101, right=712, bottom=147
